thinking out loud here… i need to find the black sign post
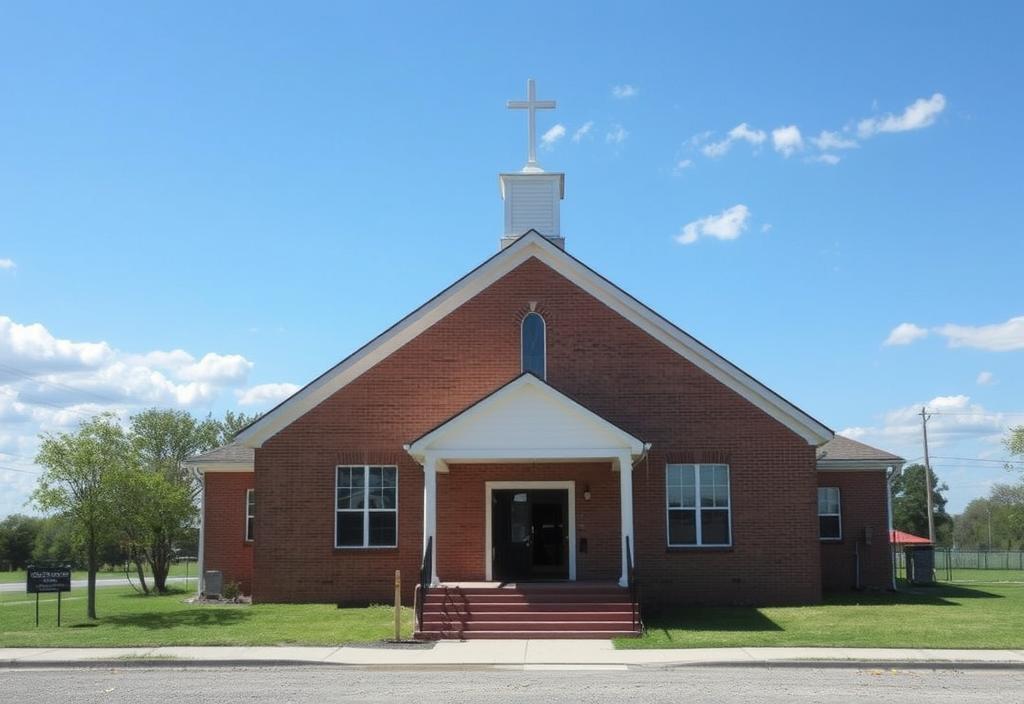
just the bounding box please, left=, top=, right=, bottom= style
left=26, top=564, right=72, bottom=627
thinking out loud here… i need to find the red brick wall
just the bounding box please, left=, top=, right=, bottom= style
left=242, top=256, right=826, bottom=606
left=818, top=471, right=893, bottom=591
left=203, top=472, right=254, bottom=595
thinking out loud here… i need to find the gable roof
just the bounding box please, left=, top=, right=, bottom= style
left=406, top=373, right=646, bottom=461
left=235, top=231, right=833, bottom=448
left=816, top=435, right=904, bottom=471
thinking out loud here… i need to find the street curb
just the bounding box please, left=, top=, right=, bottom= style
left=3, top=658, right=1024, bottom=671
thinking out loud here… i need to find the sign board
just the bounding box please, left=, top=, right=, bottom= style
left=26, top=565, right=72, bottom=594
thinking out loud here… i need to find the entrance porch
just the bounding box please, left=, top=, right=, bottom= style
left=405, top=374, right=649, bottom=589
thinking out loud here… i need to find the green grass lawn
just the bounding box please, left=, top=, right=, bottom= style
left=938, top=568, right=1024, bottom=584
left=0, top=585, right=412, bottom=647
left=0, top=563, right=196, bottom=584
left=617, top=581, right=1024, bottom=649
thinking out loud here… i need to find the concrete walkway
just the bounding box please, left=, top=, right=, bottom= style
left=2, top=642, right=1024, bottom=668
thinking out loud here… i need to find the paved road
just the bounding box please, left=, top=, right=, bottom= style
left=2, top=665, right=1022, bottom=703
left=0, top=576, right=191, bottom=593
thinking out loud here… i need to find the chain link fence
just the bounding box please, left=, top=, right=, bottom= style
left=894, top=547, right=1024, bottom=583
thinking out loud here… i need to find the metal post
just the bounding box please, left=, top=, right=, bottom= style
left=57, top=592, right=61, bottom=627
left=35, top=593, right=39, bottom=627
left=394, top=570, right=401, bottom=642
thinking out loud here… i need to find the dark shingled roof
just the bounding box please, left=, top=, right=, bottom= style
left=817, top=435, right=903, bottom=463
left=185, top=442, right=254, bottom=465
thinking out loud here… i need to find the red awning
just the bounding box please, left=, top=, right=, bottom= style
left=890, top=529, right=932, bottom=545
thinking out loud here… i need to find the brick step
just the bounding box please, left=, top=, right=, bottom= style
left=423, top=611, right=634, bottom=623
left=434, top=585, right=625, bottom=594
left=415, top=629, right=641, bottom=640
left=424, top=602, right=633, bottom=613
left=425, top=594, right=631, bottom=605
left=423, top=621, right=635, bottom=632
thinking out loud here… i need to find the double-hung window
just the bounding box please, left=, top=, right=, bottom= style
left=244, top=488, right=255, bottom=542
left=818, top=487, right=842, bottom=541
left=666, top=464, right=731, bottom=547
left=336, top=465, right=398, bottom=548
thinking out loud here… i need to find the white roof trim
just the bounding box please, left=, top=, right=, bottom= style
left=236, top=231, right=833, bottom=448
left=817, top=459, right=904, bottom=472
left=407, top=373, right=645, bottom=461
left=183, top=461, right=254, bottom=474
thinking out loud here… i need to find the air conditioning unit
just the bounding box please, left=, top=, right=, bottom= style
left=204, top=570, right=223, bottom=598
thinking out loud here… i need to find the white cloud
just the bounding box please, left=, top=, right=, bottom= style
left=809, top=154, right=841, bottom=165
left=611, top=84, right=637, bottom=99
left=0, top=259, right=15, bottom=270
left=541, top=123, right=566, bottom=149
left=840, top=394, right=1010, bottom=451
left=976, top=371, right=995, bottom=386
left=572, top=121, right=593, bottom=142
left=761, top=223, right=773, bottom=233
left=676, top=205, right=751, bottom=246
left=857, top=93, right=946, bottom=138
left=0, top=315, right=114, bottom=371
left=771, top=125, right=803, bottom=157
left=236, top=382, right=300, bottom=407
left=674, top=159, right=693, bottom=172
left=884, top=322, right=928, bottom=346
left=606, top=125, right=628, bottom=144
left=811, top=130, right=858, bottom=150
left=935, top=315, right=1024, bottom=351
left=178, top=352, right=253, bottom=384
left=701, top=122, right=766, bottom=158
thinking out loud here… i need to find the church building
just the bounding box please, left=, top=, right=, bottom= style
left=186, top=81, right=904, bottom=639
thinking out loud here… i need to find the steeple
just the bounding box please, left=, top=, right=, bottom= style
left=500, top=79, right=565, bottom=250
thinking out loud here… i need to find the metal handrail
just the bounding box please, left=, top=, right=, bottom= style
left=625, top=535, right=641, bottom=632
left=416, top=536, right=433, bottom=632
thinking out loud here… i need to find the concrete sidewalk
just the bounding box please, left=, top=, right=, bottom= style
left=3, top=642, right=1024, bottom=668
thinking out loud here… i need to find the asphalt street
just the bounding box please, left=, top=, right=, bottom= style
left=2, top=665, right=1023, bottom=703
left=0, top=577, right=190, bottom=593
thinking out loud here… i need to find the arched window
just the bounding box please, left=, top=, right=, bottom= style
left=521, top=312, right=546, bottom=378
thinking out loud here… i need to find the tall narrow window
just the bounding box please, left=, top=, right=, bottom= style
left=666, top=464, right=731, bottom=547
left=818, top=487, right=842, bottom=541
left=521, top=312, right=546, bottom=378
left=336, top=465, right=398, bottom=548
left=245, top=489, right=255, bottom=542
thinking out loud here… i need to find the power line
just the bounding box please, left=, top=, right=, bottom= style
left=930, top=456, right=1018, bottom=465
left=0, top=362, right=124, bottom=406
left=927, top=411, right=1024, bottom=419
left=0, top=465, right=42, bottom=475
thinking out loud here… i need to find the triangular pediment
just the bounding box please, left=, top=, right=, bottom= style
left=236, top=231, right=832, bottom=448
left=406, top=374, right=645, bottom=461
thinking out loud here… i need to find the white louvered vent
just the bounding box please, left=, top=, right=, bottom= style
left=499, top=171, right=565, bottom=250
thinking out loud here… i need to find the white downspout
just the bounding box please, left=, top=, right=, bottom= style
left=196, top=470, right=205, bottom=597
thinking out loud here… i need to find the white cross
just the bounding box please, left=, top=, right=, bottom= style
left=507, top=78, right=556, bottom=170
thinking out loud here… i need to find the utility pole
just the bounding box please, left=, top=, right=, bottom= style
left=920, top=407, right=936, bottom=543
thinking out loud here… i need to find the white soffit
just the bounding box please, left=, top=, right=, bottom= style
left=235, top=232, right=833, bottom=448
left=407, top=374, right=645, bottom=459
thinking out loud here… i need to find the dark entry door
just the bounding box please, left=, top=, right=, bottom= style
left=492, top=489, right=569, bottom=581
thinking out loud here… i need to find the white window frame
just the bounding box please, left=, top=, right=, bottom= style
left=520, top=312, right=547, bottom=379
left=665, top=463, right=732, bottom=548
left=334, top=465, right=399, bottom=549
left=244, top=488, right=255, bottom=542
left=818, top=486, right=842, bottom=541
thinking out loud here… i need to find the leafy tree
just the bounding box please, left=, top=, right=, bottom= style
left=892, top=463, right=952, bottom=544
left=32, top=414, right=134, bottom=619
left=127, top=409, right=217, bottom=592
left=32, top=515, right=82, bottom=567
left=0, top=514, right=44, bottom=571
left=218, top=410, right=261, bottom=444
left=1006, top=425, right=1024, bottom=466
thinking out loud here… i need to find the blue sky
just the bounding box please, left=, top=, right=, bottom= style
left=2, top=3, right=1023, bottom=515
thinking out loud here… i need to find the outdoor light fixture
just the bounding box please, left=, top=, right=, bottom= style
left=583, top=485, right=591, bottom=501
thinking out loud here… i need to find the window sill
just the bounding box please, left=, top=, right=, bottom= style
left=666, top=545, right=734, bottom=553
left=332, top=546, right=399, bottom=552
left=819, top=538, right=844, bottom=544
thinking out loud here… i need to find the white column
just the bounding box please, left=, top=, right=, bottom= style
left=422, top=453, right=439, bottom=586
left=618, top=452, right=635, bottom=588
